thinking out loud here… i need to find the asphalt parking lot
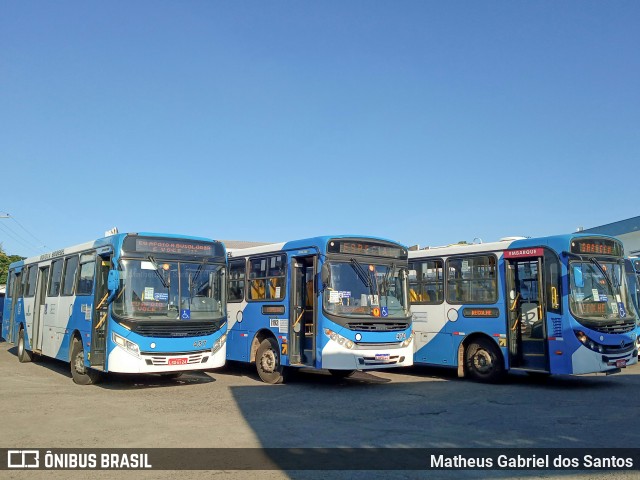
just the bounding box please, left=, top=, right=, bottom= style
left=1, top=340, right=639, bottom=480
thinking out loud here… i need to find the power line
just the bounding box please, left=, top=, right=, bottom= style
left=0, top=212, right=47, bottom=254
left=8, top=214, right=47, bottom=249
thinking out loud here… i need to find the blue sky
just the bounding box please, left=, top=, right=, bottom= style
left=1, top=1, right=638, bottom=256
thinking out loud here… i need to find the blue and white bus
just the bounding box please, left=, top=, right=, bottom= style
left=626, top=256, right=640, bottom=357
left=408, top=234, right=638, bottom=382
left=0, top=286, right=4, bottom=329
left=1, top=233, right=227, bottom=384
left=226, top=236, right=414, bottom=383
left=624, top=257, right=639, bottom=313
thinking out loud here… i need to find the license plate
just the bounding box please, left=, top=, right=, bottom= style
left=169, top=358, right=188, bottom=366
left=375, top=353, right=390, bottom=362
left=616, top=359, right=627, bottom=368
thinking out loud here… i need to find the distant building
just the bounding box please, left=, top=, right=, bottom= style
left=580, top=216, right=640, bottom=257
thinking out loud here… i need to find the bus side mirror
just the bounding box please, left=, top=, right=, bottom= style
left=572, top=266, right=584, bottom=288
left=108, top=270, right=120, bottom=293
left=321, top=264, right=330, bottom=289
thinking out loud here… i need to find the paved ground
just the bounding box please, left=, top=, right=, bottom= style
left=1, top=340, right=639, bottom=480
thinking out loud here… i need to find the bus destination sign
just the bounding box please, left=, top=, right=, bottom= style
left=462, top=308, right=500, bottom=318
left=328, top=240, right=407, bottom=259
left=571, top=238, right=622, bottom=257
left=131, top=238, right=215, bottom=257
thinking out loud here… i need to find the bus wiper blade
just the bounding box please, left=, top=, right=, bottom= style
left=148, top=256, right=169, bottom=289
left=590, top=257, right=615, bottom=294
left=350, top=258, right=372, bottom=288
left=190, top=261, right=206, bottom=295
left=381, top=263, right=395, bottom=307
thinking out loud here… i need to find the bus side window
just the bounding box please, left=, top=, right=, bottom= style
left=228, top=260, right=246, bottom=302
left=76, top=261, right=96, bottom=296
left=247, top=254, right=286, bottom=301
left=62, top=256, right=79, bottom=296
left=49, top=259, right=64, bottom=297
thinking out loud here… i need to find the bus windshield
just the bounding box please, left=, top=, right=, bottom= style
left=323, top=260, right=410, bottom=319
left=569, top=259, right=636, bottom=325
left=113, top=259, right=225, bottom=321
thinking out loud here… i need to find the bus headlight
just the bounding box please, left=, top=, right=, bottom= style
left=574, top=330, right=604, bottom=353
left=211, top=334, right=227, bottom=354
left=401, top=332, right=415, bottom=348
left=112, top=332, right=140, bottom=358
left=324, top=329, right=355, bottom=350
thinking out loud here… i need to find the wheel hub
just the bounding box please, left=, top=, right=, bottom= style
left=260, top=350, right=276, bottom=373
left=75, top=353, right=86, bottom=374
left=474, top=350, right=493, bottom=373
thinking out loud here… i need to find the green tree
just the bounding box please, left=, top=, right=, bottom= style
left=0, top=244, right=25, bottom=285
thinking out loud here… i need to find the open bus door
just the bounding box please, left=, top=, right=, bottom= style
left=90, top=252, right=111, bottom=370
left=504, top=248, right=549, bottom=372
left=289, top=255, right=317, bottom=367
left=7, top=270, right=22, bottom=343
left=32, top=266, right=50, bottom=353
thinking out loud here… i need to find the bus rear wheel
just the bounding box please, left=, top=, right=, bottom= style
left=70, top=338, right=101, bottom=385
left=17, top=329, right=33, bottom=363
left=256, top=337, right=285, bottom=384
left=465, top=338, right=505, bottom=383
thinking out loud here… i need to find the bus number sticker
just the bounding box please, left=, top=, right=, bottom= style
left=329, top=291, right=341, bottom=303
left=270, top=319, right=279, bottom=328
left=81, top=304, right=92, bottom=320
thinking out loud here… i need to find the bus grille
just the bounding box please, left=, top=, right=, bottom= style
left=346, top=322, right=409, bottom=332
left=133, top=322, right=220, bottom=338
left=360, top=355, right=401, bottom=365
left=143, top=353, right=209, bottom=366
left=601, top=341, right=636, bottom=355
left=589, top=323, right=636, bottom=335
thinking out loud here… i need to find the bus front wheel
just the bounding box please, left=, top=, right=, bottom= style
left=464, top=338, right=505, bottom=383
left=70, top=338, right=101, bottom=385
left=256, top=337, right=285, bottom=384
left=17, top=329, right=33, bottom=363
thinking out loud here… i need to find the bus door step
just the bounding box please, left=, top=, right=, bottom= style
left=303, top=350, right=314, bottom=365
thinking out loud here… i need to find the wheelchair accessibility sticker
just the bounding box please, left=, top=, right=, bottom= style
left=180, top=309, right=191, bottom=320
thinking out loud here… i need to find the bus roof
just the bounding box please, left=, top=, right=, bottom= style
left=408, top=233, right=623, bottom=259
left=227, top=234, right=407, bottom=258
left=9, top=232, right=222, bottom=269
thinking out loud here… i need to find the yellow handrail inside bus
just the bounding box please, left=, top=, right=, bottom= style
left=509, top=292, right=520, bottom=311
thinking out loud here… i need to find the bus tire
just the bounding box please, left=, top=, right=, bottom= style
left=17, top=329, right=33, bottom=363
left=464, top=338, right=505, bottom=383
left=70, top=338, right=101, bottom=385
left=329, top=369, right=356, bottom=379
left=256, top=337, right=285, bottom=384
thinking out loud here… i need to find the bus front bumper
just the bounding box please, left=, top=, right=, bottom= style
left=106, top=345, right=226, bottom=373
left=320, top=340, right=414, bottom=370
